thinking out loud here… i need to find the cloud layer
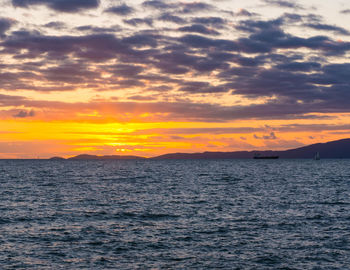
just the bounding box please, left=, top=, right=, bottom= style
left=1, top=0, right=350, bottom=157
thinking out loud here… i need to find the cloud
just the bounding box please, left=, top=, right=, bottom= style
left=143, top=1, right=214, bottom=13
left=192, top=17, right=226, bottom=27
left=236, top=9, right=256, bottom=17
left=13, top=110, right=35, bottom=118
left=142, top=0, right=174, bottom=10
left=127, top=95, right=155, bottom=101
left=105, top=4, right=134, bottom=16
left=303, top=23, right=350, bottom=35
left=1, top=88, right=350, bottom=122
left=158, top=13, right=187, bottom=24
left=123, top=18, right=153, bottom=27
left=44, top=21, right=66, bottom=30
left=340, top=9, right=350, bottom=14
left=132, top=127, right=264, bottom=135
left=254, top=132, right=277, bottom=140
left=0, top=18, right=15, bottom=37
left=1, top=1, right=350, bottom=125
left=75, top=25, right=118, bottom=33
left=275, top=61, right=321, bottom=72
left=178, top=24, right=220, bottom=35
left=276, top=124, right=350, bottom=132
left=12, top=0, right=100, bottom=12
left=180, top=2, right=214, bottom=13
left=110, top=64, right=144, bottom=77
left=263, top=0, right=303, bottom=9
left=41, top=63, right=99, bottom=83
left=178, top=81, right=227, bottom=93
left=1, top=32, right=133, bottom=62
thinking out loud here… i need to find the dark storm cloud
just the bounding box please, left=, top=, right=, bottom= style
left=105, top=4, right=134, bottom=16
left=12, top=0, right=100, bottom=12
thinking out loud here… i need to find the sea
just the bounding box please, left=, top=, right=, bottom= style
left=0, top=159, right=350, bottom=269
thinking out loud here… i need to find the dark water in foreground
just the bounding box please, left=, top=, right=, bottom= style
left=0, top=159, right=350, bottom=269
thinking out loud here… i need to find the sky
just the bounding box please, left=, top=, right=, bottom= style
left=0, top=0, right=350, bottom=158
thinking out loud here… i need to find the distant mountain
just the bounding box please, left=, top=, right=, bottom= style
left=152, top=151, right=254, bottom=159
left=67, top=154, right=145, bottom=160
left=279, top=138, right=350, bottom=159
left=49, top=138, right=350, bottom=160
left=152, top=138, right=350, bottom=159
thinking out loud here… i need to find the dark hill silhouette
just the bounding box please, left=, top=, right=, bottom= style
left=152, top=138, right=350, bottom=159
left=279, top=138, right=350, bottom=159
left=49, top=138, right=350, bottom=160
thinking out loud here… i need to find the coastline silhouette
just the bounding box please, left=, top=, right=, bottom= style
left=48, top=138, right=350, bottom=160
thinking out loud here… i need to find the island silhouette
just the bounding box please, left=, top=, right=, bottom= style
left=49, top=138, right=350, bottom=160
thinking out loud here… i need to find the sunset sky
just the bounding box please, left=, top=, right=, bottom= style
left=1, top=0, right=350, bottom=158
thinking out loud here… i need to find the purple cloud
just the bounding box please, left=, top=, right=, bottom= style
left=12, top=0, right=100, bottom=12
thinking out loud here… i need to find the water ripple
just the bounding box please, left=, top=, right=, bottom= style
left=0, top=159, right=349, bottom=269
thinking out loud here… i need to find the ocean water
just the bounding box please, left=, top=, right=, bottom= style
left=0, top=159, right=350, bottom=269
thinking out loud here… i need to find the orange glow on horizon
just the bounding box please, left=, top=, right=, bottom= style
left=1, top=112, right=350, bottom=158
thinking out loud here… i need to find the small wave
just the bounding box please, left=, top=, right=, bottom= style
left=0, top=218, right=11, bottom=224
left=319, top=201, right=350, bottom=206
left=254, top=255, right=282, bottom=265
left=140, top=212, right=180, bottom=220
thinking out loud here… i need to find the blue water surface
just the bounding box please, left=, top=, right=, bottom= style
left=0, top=159, right=350, bottom=269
